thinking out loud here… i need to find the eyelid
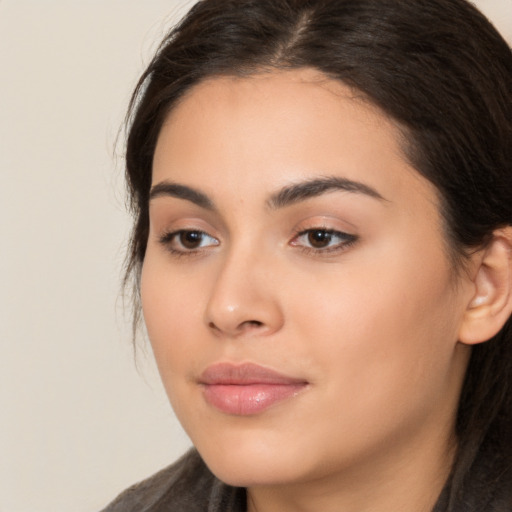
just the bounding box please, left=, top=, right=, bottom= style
left=158, top=228, right=220, bottom=257
left=159, top=229, right=219, bottom=244
left=289, top=226, right=358, bottom=255
left=148, top=206, right=222, bottom=239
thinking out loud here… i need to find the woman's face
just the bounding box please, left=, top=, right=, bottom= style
left=142, top=69, right=472, bottom=488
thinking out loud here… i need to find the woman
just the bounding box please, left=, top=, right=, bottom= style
left=103, top=0, right=512, bottom=510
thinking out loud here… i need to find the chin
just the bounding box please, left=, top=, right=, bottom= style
left=193, top=430, right=317, bottom=488
left=204, top=454, right=304, bottom=488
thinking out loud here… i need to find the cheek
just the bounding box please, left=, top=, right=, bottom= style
left=140, top=255, right=204, bottom=381
left=289, top=243, right=461, bottom=406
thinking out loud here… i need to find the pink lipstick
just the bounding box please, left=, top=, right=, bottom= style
left=199, top=363, right=308, bottom=416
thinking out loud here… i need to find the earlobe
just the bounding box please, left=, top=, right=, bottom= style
left=458, top=227, right=512, bottom=345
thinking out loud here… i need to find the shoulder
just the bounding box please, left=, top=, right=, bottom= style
left=99, top=449, right=246, bottom=512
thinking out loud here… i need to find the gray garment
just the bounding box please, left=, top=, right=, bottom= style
left=100, top=450, right=246, bottom=512
left=101, top=447, right=512, bottom=512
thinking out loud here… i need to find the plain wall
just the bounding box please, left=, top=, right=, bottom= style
left=0, top=1, right=510, bottom=511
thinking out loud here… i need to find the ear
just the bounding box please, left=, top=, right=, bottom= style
left=458, top=227, right=512, bottom=345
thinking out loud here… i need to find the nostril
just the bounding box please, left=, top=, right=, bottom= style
left=207, top=319, right=264, bottom=335
left=243, top=320, right=263, bottom=328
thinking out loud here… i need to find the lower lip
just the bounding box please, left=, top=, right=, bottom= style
left=202, top=383, right=306, bottom=416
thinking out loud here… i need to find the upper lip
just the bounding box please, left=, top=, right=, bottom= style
left=199, top=362, right=308, bottom=386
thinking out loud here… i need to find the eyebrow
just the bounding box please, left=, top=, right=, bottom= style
left=149, top=175, right=386, bottom=211
left=267, top=176, right=387, bottom=209
left=149, top=181, right=214, bottom=210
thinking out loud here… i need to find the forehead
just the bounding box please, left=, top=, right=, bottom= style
left=152, top=69, right=433, bottom=208
left=157, top=69, right=396, bottom=152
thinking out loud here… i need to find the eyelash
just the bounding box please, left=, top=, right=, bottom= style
left=290, top=228, right=358, bottom=255
left=158, top=230, right=219, bottom=257
left=158, top=227, right=358, bottom=258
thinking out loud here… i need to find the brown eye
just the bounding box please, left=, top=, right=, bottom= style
left=307, top=230, right=333, bottom=248
left=159, top=229, right=219, bottom=255
left=290, top=228, right=358, bottom=254
left=179, top=230, right=204, bottom=249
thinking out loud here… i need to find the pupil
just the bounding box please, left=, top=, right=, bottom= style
left=180, top=231, right=202, bottom=249
left=308, top=230, right=331, bottom=248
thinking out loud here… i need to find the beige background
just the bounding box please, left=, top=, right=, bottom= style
left=0, top=1, right=510, bottom=511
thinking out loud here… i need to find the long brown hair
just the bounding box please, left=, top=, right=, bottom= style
left=123, top=1, right=512, bottom=509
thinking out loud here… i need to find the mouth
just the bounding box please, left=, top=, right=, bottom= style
left=198, top=362, right=309, bottom=416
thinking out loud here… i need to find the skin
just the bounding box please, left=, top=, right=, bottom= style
left=141, top=69, right=477, bottom=512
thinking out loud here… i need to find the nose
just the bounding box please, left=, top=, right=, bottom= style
left=204, top=248, right=284, bottom=339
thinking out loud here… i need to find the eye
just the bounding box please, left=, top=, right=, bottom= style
left=159, top=229, right=219, bottom=254
left=291, top=228, right=357, bottom=254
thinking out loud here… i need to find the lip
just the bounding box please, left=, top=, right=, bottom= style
left=199, top=362, right=308, bottom=416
